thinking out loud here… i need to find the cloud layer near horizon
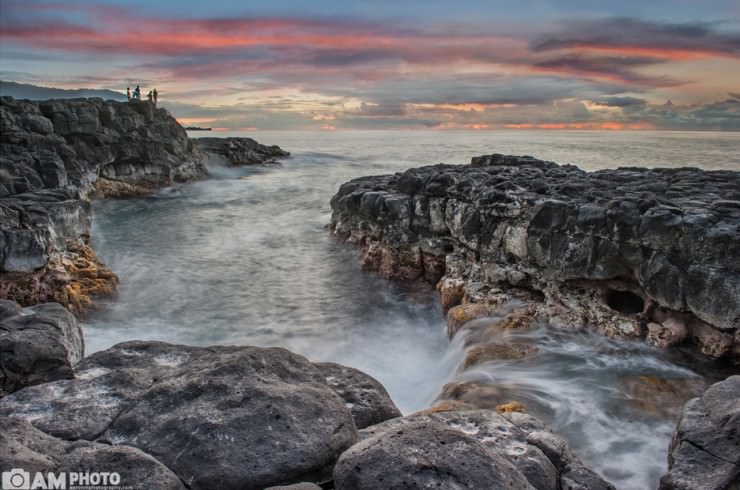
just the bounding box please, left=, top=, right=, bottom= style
left=1, top=1, right=739, bottom=130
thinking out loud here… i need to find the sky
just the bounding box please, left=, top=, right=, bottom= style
left=1, top=0, right=740, bottom=130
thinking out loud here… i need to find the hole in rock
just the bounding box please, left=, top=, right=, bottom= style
left=605, top=289, right=645, bottom=315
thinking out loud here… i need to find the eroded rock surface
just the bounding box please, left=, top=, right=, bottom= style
left=0, top=96, right=288, bottom=313
left=330, top=155, right=740, bottom=359
left=316, top=362, right=402, bottom=429
left=0, top=416, right=184, bottom=490
left=0, top=300, right=83, bottom=396
left=0, top=341, right=399, bottom=489
left=660, top=375, right=740, bottom=490
left=337, top=409, right=614, bottom=490
left=193, top=137, right=289, bottom=166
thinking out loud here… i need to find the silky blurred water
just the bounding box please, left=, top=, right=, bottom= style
left=85, top=130, right=740, bottom=489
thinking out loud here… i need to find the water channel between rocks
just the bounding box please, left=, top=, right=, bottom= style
left=85, top=129, right=740, bottom=489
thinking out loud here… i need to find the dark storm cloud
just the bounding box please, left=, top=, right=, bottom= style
left=531, top=17, right=740, bottom=56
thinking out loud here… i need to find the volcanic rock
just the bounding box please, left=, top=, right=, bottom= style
left=0, top=96, right=288, bottom=313
left=659, top=375, right=740, bottom=489
left=330, top=155, right=740, bottom=359
left=0, top=416, right=184, bottom=490
left=0, top=301, right=83, bottom=397
left=0, top=341, right=400, bottom=489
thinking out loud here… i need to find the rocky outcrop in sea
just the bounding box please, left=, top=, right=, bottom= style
left=329, top=154, right=740, bottom=361
left=0, top=96, right=288, bottom=315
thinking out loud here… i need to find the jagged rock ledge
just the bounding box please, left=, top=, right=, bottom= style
left=329, top=154, right=740, bottom=361
left=0, top=96, right=288, bottom=314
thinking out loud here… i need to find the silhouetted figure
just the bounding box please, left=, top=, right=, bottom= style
left=126, top=87, right=131, bottom=100
left=147, top=90, right=153, bottom=103
left=153, top=88, right=158, bottom=106
left=134, top=85, right=141, bottom=100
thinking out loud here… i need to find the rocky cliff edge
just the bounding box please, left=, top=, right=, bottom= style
left=0, top=96, right=288, bottom=314
left=330, top=154, right=740, bottom=360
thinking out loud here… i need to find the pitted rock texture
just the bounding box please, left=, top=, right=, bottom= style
left=0, top=96, right=287, bottom=313
left=0, top=341, right=400, bottom=490
left=330, top=155, right=740, bottom=359
left=0, top=300, right=83, bottom=396
left=337, top=409, right=614, bottom=490
left=1, top=97, right=203, bottom=198
left=316, top=362, right=402, bottom=429
left=193, top=137, right=289, bottom=166
left=659, top=375, right=740, bottom=490
left=0, top=416, right=185, bottom=490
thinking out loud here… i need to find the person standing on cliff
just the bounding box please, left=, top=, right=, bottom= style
left=126, top=87, right=131, bottom=100
left=147, top=90, right=153, bottom=103
left=134, top=85, right=141, bottom=100
left=153, top=88, right=158, bottom=106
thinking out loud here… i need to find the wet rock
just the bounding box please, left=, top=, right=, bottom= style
left=334, top=418, right=534, bottom=490
left=660, top=375, right=740, bottom=490
left=330, top=155, right=740, bottom=359
left=316, top=362, right=401, bottom=429
left=1, top=416, right=185, bottom=490
left=561, top=464, right=617, bottom=490
left=264, top=484, right=322, bottom=490
left=0, top=301, right=83, bottom=396
left=459, top=307, right=537, bottom=347
left=193, top=137, right=289, bottom=165
left=0, top=96, right=287, bottom=313
left=446, top=303, right=491, bottom=338
left=0, top=341, right=361, bottom=490
left=460, top=341, right=539, bottom=370
left=618, top=374, right=706, bottom=419
left=353, top=410, right=613, bottom=490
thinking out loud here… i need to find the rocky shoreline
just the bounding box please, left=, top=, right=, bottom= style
left=0, top=96, right=288, bottom=315
left=329, top=154, right=739, bottom=360
left=2, top=97, right=738, bottom=488
left=328, top=153, right=740, bottom=488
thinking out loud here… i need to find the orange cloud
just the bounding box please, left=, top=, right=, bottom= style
left=532, top=121, right=655, bottom=130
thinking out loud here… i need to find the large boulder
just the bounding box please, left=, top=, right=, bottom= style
left=659, top=375, right=740, bottom=489
left=0, top=416, right=184, bottom=490
left=0, top=341, right=400, bottom=489
left=316, top=362, right=402, bottom=429
left=0, top=301, right=83, bottom=396
left=335, top=418, right=534, bottom=490
left=338, top=409, right=614, bottom=490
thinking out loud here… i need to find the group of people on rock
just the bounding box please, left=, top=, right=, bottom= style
left=126, top=85, right=158, bottom=106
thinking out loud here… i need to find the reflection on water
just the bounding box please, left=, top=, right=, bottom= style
left=86, top=130, right=739, bottom=489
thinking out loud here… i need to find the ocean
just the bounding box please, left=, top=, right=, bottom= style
left=85, top=129, right=740, bottom=489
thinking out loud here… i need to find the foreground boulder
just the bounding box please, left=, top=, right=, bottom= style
left=0, top=300, right=83, bottom=396
left=660, top=375, right=740, bottom=489
left=330, top=155, right=740, bottom=360
left=335, top=418, right=534, bottom=490
left=0, top=341, right=399, bottom=489
left=337, top=409, right=614, bottom=490
left=0, top=416, right=184, bottom=490
left=316, top=362, right=402, bottom=429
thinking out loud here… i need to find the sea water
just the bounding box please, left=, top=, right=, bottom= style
left=85, top=130, right=740, bottom=489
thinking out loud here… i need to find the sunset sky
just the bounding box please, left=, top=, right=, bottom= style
left=1, top=0, right=739, bottom=130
